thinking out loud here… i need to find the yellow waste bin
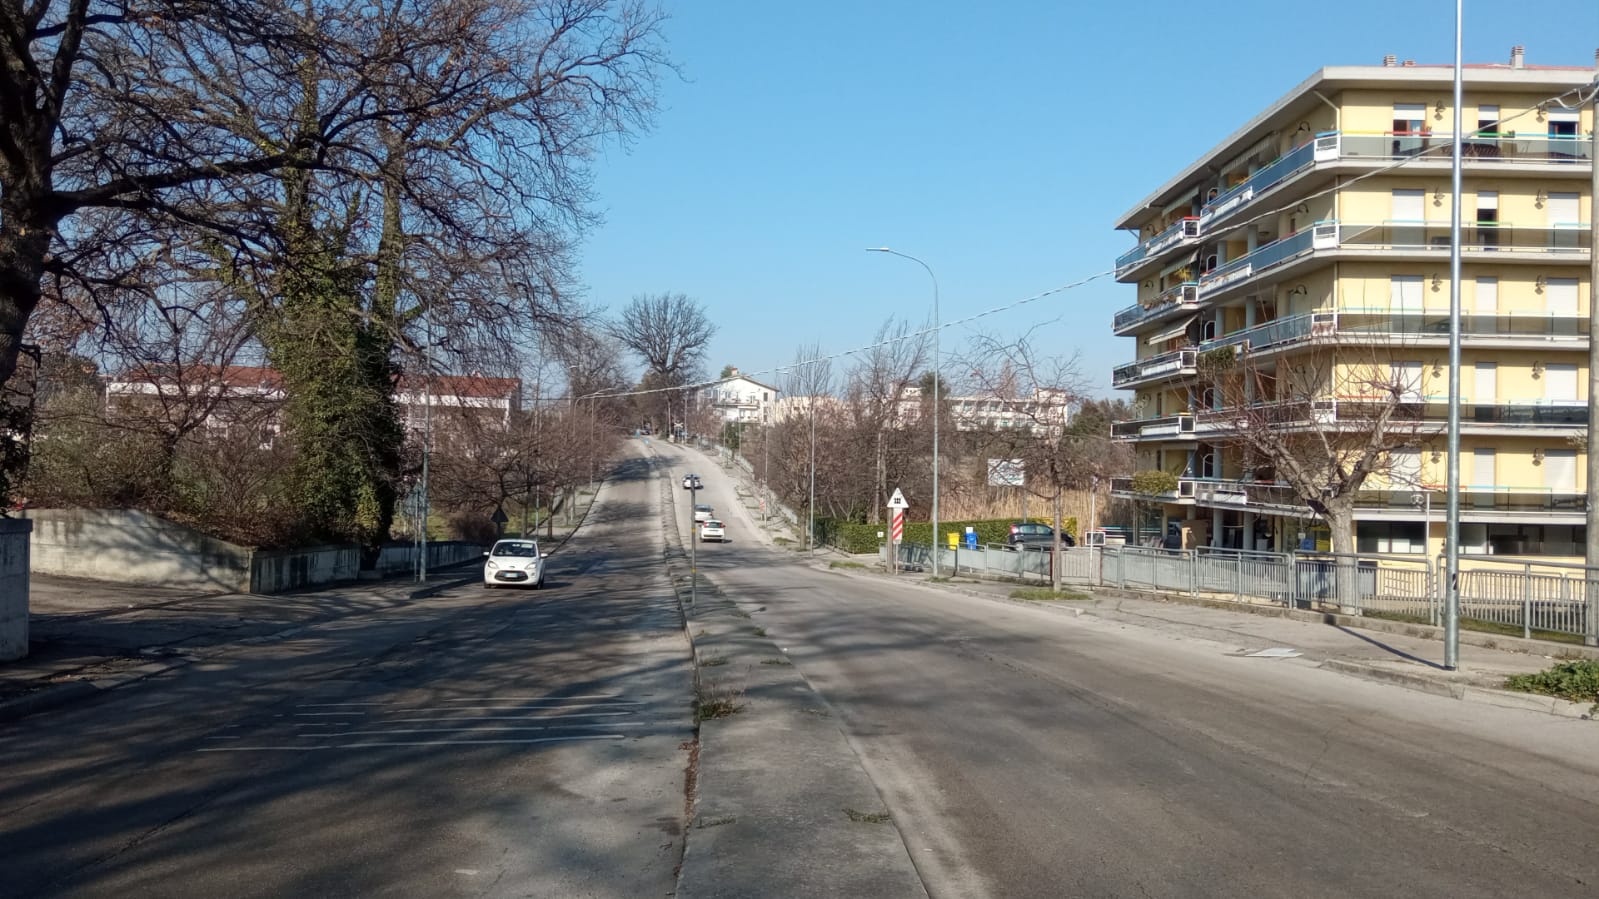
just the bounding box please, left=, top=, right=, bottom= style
left=946, top=531, right=960, bottom=550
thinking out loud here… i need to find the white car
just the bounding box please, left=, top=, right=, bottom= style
left=699, top=519, right=726, bottom=542
left=483, top=539, right=548, bottom=589
left=683, top=474, right=702, bottom=490
left=693, top=503, right=714, bottom=525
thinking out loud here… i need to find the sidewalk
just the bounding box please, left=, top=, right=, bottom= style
left=0, top=484, right=605, bottom=722
left=819, top=558, right=1597, bottom=720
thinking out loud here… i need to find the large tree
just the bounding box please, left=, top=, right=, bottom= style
left=1, top=0, right=669, bottom=506
left=611, top=292, right=715, bottom=430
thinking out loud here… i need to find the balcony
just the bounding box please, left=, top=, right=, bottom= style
left=1199, top=223, right=1337, bottom=292
left=1110, top=413, right=1195, bottom=441
left=1110, top=475, right=1196, bottom=504
left=1199, top=135, right=1337, bottom=230
left=1355, top=486, right=1586, bottom=515
left=1112, top=282, right=1201, bottom=335
left=1339, top=131, right=1594, bottom=165
left=1111, top=349, right=1197, bottom=389
left=1196, top=309, right=1588, bottom=359
left=1193, top=399, right=1587, bottom=437
left=1115, top=217, right=1200, bottom=280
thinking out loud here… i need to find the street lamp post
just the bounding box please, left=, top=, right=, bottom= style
left=867, top=247, right=941, bottom=577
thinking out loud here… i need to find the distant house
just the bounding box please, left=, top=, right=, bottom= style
left=103, top=365, right=522, bottom=442
left=893, top=386, right=1074, bottom=436
left=702, top=367, right=779, bottom=424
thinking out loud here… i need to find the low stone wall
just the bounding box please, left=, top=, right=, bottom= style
left=249, top=544, right=361, bottom=594
left=22, top=509, right=372, bottom=595
left=374, top=541, right=485, bottom=575
left=24, top=509, right=252, bottom=592
left=0, top=518, right=32, bottom=660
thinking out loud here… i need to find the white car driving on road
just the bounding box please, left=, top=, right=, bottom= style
left=699, top=519, right=726, bottom=542
left=693, top=503, right=714, bottom=526
left=483, top=539, right=548, bottom=589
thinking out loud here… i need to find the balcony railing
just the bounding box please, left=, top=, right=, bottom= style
left=1110, top=413, right=1195, bottom=441
left=1355, top=486, right=1586, bottom=513
left=1200, top=223, right=1336, bottom=291
left=1112, top=282, right=1201, bottom=334
left=1116, top=474, right=1585, bottom=515
left=1199, top=137, right=1329, bottom=229
left=1194, top=399, right=1587, bottom=433
left=1339, top=131, right=1594, bottom=164
left=1195, top=310, right=1587, bottom=358
left=1115, top=217, right=1200, bottom=277
left=1337, top=220, right=1592, bottom=254
left=1111, top=349, right=1198, bottom=388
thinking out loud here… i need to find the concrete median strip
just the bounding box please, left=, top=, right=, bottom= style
left=649, top=448, right=928, bottom=899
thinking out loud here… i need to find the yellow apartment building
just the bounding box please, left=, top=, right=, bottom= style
left=1109, top=48, right=1595, bottom=559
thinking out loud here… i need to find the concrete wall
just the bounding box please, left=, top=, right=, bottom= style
left=23, top=509, right=372, bottom=595
left=0, top=518, right=31, bottom=660
left=374, top=541, right=485, bottom=575
left=249, top=544, right=360, bottom=594
left=24, top=509, right=252, bottom=592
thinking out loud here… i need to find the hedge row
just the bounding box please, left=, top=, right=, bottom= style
left=814, top=516, right=1079, bottom=553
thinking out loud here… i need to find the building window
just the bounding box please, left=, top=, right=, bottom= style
left=1357, top=521, right=1426, bottom=554
left=1391, top=104, right=1427, bottom=156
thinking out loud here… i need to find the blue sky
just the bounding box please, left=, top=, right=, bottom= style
left=577, top=1, right=1598, bottom=397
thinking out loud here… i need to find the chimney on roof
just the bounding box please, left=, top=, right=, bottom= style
left=729, top=367, right=739, bottom=376
left=1510, top=45, right=1524, bottom=69
left=1402, top=59, right=1416, bottom=67
left=1383, top=54, right=1397, bottom=67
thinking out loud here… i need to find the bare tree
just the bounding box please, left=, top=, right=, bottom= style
left=1, top=0, right=670, bottom=501
left=611, top=292, right=716, bottom=431
left=1194, top=341, right=1428, bottom=557
left=843, top=317, right=928, bottom=524
left=961, top=329, right=1120, bottom=590
left=779, top=342, right=832, bottom=547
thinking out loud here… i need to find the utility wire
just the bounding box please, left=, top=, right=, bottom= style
left=585, top=82, right=1599, bottom=404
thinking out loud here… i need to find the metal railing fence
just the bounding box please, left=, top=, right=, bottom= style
left=880, top=540, right=1594, bottom=646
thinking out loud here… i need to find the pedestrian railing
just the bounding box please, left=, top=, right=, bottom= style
left=880, top=539, right=1595, bottom=646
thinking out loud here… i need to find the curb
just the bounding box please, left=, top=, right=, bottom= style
left=0, top=658, right=192, bottom=724
left=1320, top=658, right=1595, bottom=719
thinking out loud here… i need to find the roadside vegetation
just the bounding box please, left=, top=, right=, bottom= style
left=1504, top=660, right=1599, bottom=707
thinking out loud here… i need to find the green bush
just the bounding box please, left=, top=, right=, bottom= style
left=1129, top=470, right=1179, bottom=495
left=812, top=518, right=884, bottom=553
left=1504, top=660, right=1599, bottom=705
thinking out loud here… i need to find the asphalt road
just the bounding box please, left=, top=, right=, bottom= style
left=655, top=441, right=1599, bottom=899
left=0, top=457, right=692, bottom=899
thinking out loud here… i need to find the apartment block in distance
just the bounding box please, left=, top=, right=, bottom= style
left=1109, top=47, right=1595, bottom=558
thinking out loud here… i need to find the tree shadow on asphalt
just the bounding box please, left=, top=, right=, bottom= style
left=0, top=457, right=697, bottom=899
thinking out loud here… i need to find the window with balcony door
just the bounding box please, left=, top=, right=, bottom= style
left=1390, top=275, right=1424, bottom=323
left=1391, top=361, right=1424, bottom=401
left=1472, top=447, right=1497, bottom=509
left=1474, top=363, right=1497, bottom=407
left=1474, top=276, right=1498, bottom=317
left=1548, top=109, right=1580, bottom=161
left=1392, top=104, right=1427, bottom=156
left=1547, top=191, right=1581, bottom=248
left=1476, top=105, right=1500, bottom=135
left=1390, top=448, right=1422, bottom=488
left=1545, top=363, right=1578, bottom=405
left=1476, top=191, right=1498, bottom=248
left=1391, top=189, right=1425, bottom=247
left=1545, top=449, right=1578, bottom=493
left=1546, top=278, right=1579, bottom=323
